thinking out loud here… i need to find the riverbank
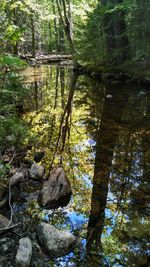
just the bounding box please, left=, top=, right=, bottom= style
left=20, top=53, right=150, bottom=86
left=78, top=60, right=150, bottom=86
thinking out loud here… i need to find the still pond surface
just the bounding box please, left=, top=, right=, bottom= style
left=18, top=65, right=150, bottom=266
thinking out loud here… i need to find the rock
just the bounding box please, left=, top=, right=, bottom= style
left=11, top=172, right=25, bottom=186
left=0, top=183, right=6, bottom=201
left=37, top=222, right=77, bottom=258
left=0, top=214, right=9, bottom=229
left=0, top=195, right=8, bottom=208
left=16, top=237, right=32, bottom=267
left=34, top=151, right=45, bottom=163
left=0, top=237, right=15, bottom=254
left=106, top=94, right=113, bottom=99
left=39, top=167, right=72, bottom=209
left=29, top=163, right=44, bottom=180
left=23, top=158, right=34, bottom=168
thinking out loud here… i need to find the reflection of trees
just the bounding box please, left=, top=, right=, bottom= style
left=49, top=71, right=78, bottom=169
left=86, top=86, right=130, bottom=265
left=106, top=89, right=150, bottom=266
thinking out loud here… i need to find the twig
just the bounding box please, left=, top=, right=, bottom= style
left=8, top=151, right=16, bottom=165
left=71, top=122, right=81, bottom=135
left=0, top=177, right=22, bottom=231
left=0, top=222, right=22, bottom=233
left=8, top=178, right=13, bottom=227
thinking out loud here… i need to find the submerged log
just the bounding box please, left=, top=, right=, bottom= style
left=39, top=167, right=72, bottom=209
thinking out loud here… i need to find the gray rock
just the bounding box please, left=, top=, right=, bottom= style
left=11, top=172, right=25, bottom=186
left=0, top=214, right=10, bottom=230
left=0, top=195, right=8, bottom=208
left=39, top=167, right=72, bottom=209
left=16, top=237, right=32, bottom=267
left=0, top=183, right=6, bottom=201
left=0, top=237, right=15, bottom=254
left=37, top=222, right=77, bottom=258
left=29, top=163, right=44, bottom=180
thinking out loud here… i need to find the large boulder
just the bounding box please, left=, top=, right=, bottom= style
left=29, top=163, right=44, bottom=180
left=37, top=222, right=77, bottom=258
left=16, top=237, right=32, bottom=267
left=39, top=167, right=72, bottom=209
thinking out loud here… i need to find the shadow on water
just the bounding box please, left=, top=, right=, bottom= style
left=20, top=65, right=150, bottom=266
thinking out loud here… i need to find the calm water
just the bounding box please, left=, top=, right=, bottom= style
left=20, top=65, right=150, bottom=266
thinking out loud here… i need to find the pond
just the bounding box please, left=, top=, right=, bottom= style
left=3, top=64, right=150, bottom=266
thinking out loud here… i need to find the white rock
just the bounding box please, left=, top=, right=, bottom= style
left=29, top=163, right=44, bottom=180
left=37, top=222, right=77, bottom=258
left=16, top=237, right=32, bottom=267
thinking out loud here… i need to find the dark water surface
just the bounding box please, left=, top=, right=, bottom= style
left=20, top=65, right=150, bottom=266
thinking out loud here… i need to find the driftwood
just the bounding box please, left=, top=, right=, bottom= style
left=39, top=167, right=72, bottom=209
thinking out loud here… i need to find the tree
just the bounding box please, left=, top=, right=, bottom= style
left=56, top=0, right=74, bottom=53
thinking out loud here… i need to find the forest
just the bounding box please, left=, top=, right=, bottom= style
left=0, top=1, right=150, bottom=267
left=0, top=0, right=150, bottom=70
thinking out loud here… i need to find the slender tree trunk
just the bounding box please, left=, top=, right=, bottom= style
left=31, top=15, right=36, bottom=57
left=52, top=0, right=59, bottom=51
left=56, top=0, right=75, bottom=54
left=58, top=19, right=65, bottom=52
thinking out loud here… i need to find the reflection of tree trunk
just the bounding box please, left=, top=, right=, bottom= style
left=54, top=67, right=59, bottom=108
left=60, top=72, right=78, bottom=154
left=86, top=86, right=129, bottom=265
left=48, top=67, right=60, bottom=144
left=49, top=72, right=78, bottom=170
left=34, top=81, right=38, bottom=110
left=60, top=67, right=65, bottom=108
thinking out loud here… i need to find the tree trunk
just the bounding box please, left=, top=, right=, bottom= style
left=31, top=15, right=36, bottom=57
left=56, top=0, right=76, bottom=55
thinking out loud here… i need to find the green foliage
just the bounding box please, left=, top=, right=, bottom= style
left=0, top=161, right=11, bottom=178
left=0, top=56, right=29, bottom=151
left=77, top=5, right=106, bottom=65
left=0, top=55, right=27, bottom=68
left=0, top=115, right=28, bottom=150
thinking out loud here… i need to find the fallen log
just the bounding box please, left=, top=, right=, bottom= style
left=20, top=54, right=72, bottom=64
left=35, top=54, right=72, bottom=63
